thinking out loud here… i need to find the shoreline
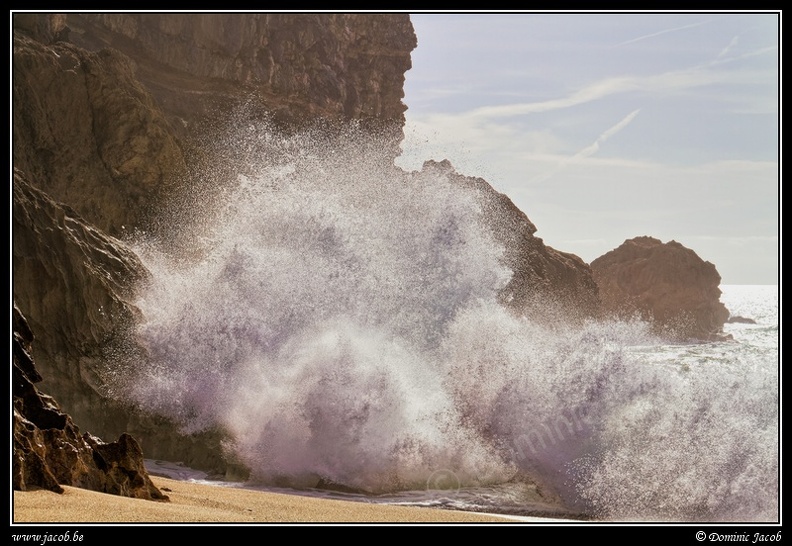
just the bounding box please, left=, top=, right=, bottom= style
left=13, top=476, right=566, bottom=524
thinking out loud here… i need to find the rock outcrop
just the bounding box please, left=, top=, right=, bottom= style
left=591, top=236, right=730, bottom=341
left=19, top=14, right=721, bottom=486
left=13, top=169, right=146, bottom=430
left=421, top=160, right=600, bottom=322
left=13, top=303, right=167, bottom=500
left=727, top=316, right=757, bottom=325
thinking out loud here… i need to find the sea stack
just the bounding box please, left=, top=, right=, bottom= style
left=591, top=236, right=730, bottom=341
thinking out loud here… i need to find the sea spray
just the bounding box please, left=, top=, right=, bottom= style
left=573, top=343, right=778, bottom=521
left=129, top=122, right=518, bottom=493
left=120, top=122, right=778, bottom=521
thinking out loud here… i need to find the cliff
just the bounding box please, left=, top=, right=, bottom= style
left=13, top=13, right=416, bottom=238
left=12, top=13, right=600, bottom=481
left=12, top=169, right=234, bottom=472
left=15, top=13, right=416, bottom=137
left=591, top=236, right=730, bottom=341
left=12, top=30, right=187, bottom=237
left=11, top=13, right=422, bottom=478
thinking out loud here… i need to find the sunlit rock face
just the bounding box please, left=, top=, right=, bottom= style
left=12, top=13, right=416, bottom=236
left=591, top=236, right=730, bottom=341
left=12, top=30, right=187, bottom=237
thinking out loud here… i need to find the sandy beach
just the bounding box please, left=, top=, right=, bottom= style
left=12, top=476, right=526, bottom=524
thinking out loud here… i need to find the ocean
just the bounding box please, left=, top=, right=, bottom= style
left=127, top=126, right=778, bottom=523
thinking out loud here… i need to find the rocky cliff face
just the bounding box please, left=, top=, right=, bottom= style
left=13, top=169, right=145, bottom=424
left=11, top=13, right=422, bottom=479
left=13, top=13, right=416, bottom=234
left=12, top=31, right=187, bottom=237
left=591, top=236, right=730, bottom=341
left=12, top=159, right=251, bottom=478
left=12, top=13, right=601, bottom=482
left=24, top=13, right=417, bottom=133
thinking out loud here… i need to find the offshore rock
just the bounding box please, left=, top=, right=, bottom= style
left=727, top=315, right=757, bottom=324
left=420, top=160, right=600, bottom=323
left=13, top=303, right=167, bottom=501
left=590, top=236, right=730, bottom=341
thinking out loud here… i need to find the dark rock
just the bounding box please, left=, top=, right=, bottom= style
left=727, top=315, right=757, bottom=324
left=13, top=169, right=236, bottom=476
left=12, top=169, right=147, bottom=429
left=12, top=13, right=69, bottom=43
left=13, top=304, right=167, bottom=500
left=591, top=236, right=730, bottom=341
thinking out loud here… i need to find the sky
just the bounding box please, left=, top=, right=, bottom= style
left=395, top=12, right=779, bottom=285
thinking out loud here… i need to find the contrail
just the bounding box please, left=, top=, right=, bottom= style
left=574, top=108, right=642, bottom=160
left=717, top=36, right=740, bottom=59
left=530, top=109, right=641, bottom=184
left=468, top=76, right=638, bottom=120
left=614, top=19, right=711, bottom=47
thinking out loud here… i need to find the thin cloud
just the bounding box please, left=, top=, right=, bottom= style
left=461, top=68, right=718, bottom=122
left=445, top=43, right=772, bottom=124
left=707, top=45, right=778, bottom=67
left=466, top=76, right=639, bottom=120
